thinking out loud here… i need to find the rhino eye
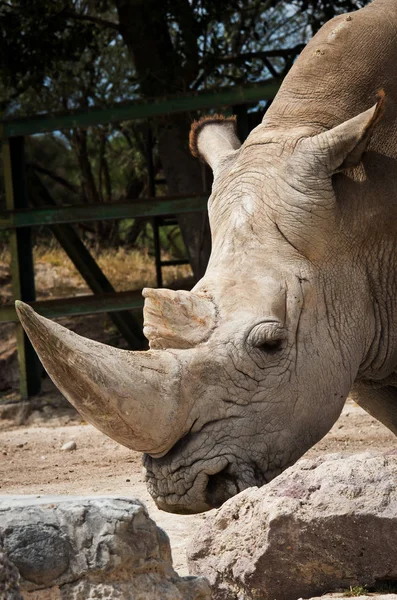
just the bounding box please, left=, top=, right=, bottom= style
left=248, top=322, right=285, bottom=354
left=256, top=338, right=283, bottom=354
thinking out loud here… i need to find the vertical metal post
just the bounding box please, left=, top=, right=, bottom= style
left=152, top=220, right=163, bottom=288
left=3, top=136, right=42, bottom=397
left=147, top=126, right=163, bottom=288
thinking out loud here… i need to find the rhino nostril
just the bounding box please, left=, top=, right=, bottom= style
left=206, top=466, right=239, bottom=508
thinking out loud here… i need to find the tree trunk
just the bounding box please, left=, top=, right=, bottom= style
left=71, top=128, right=100, bottom=205
left=115, top=0, right=211, bottom=280
left=156, top=116, right=211, bottom=280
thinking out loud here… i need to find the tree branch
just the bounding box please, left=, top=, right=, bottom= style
left=28, top=163, right=79, bottom=195
left=262, top=57, right=279, bottom=79
left=213, top=44, right=305, bottom=66
left=63, top=11, right=120, bottom=32
left=171, top=0, right=200, bottom=85
left=192, top=44, right=303, bottom=89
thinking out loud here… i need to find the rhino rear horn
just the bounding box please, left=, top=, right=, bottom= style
left=189, top=115, right=241, bottom=174
left=143, top=288, right=216, bottom=349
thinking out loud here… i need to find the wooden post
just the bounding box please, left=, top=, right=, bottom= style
left=3, top=137, right=42, bottom=397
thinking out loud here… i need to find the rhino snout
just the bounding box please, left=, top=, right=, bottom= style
left=144, top=452, right=261, bottom=514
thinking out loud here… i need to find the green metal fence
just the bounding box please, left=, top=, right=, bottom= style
left=0, top=80, right=279, bottom=398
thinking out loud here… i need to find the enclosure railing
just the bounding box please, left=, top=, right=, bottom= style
left=0, top=80, right=280, bottom=398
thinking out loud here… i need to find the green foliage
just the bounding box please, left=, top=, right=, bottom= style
left=4, top=22, right=135, bottom=116
left=0, top=1, right=103, bottom=109
left=343, top=585, right=369, bottom=597
left=1, top=2, right=149, bottom=250
left=0, top=0, right=371, bottom=112
left=344, top=581, right=397, bottom=596
left=161, top=0, right=370, bottom=89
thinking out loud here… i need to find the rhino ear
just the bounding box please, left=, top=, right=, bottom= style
left=309, top=91, right=385, bottom=173
left=189, top=115, right=241, bottom=174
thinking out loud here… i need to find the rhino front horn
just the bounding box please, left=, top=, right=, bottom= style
left=15, top=301, right=188, bottom=456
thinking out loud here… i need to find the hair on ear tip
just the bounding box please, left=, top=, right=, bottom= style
left=372, top=88, right=386, bottom=125
left=189, top=114, right=237, bottom=159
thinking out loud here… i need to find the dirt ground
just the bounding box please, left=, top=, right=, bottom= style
left=0, top=394, right=396, bottom=575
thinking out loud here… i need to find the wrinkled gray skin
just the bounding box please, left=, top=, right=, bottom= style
left=16, top=0, right=397, bottom=514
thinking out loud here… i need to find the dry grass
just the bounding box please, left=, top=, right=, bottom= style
left=0, top=242, right=193, bottom=302
left=96, top=247, right=192, bottom=291
left=0, top=246, right=10, bottom=266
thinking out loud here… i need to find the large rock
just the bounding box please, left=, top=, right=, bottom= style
left=0, top=495, right=210, bottom=599
left=188, top=451, right=397, bottom=600
left=307, top=596, right=397, bottom=600
left=310, top=590, right=397, bottom=600
left=0, top=531, right=23, bottom=600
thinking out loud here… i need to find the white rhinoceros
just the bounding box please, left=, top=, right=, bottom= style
left=16, top=0, right=397, bottom=514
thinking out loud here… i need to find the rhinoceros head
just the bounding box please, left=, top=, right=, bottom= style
left=16, top=94, right=383, bottom=513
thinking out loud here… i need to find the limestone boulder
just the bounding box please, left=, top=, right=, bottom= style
left=0, top=495, right=210, bottom=600
left=188, top=451, right=397, bottom=600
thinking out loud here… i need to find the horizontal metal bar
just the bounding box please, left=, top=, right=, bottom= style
left=0, top=194, right=208, bottom=230
left=1, top=280, right=192, bottom=323
left=0, top=290, right=146, bottom=323
left=0, top=81, right=279, bottom=138
left=159, top=218, right=179, bottom=225
left=160, top=259, right=190, bottom=266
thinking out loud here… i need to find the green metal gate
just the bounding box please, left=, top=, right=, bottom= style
left=0, top=80, right=279, bottom=398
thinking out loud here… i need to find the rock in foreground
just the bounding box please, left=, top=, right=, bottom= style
left=0, top=530, right=23, bottom=600
left=188, top=452, right=397, bottom=600
left=0, top=495, right=210, bottom=599
left=308, top=596, right=397, bottom=600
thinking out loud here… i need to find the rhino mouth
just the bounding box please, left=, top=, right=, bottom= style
left=143, top=454, right=232, bottom=514
left=143, top=450, right=264, bottom=514
left=205, top=464, right=240, bottom=508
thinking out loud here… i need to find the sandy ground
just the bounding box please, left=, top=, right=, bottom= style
left=0, top=396, right=396, bottom=576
